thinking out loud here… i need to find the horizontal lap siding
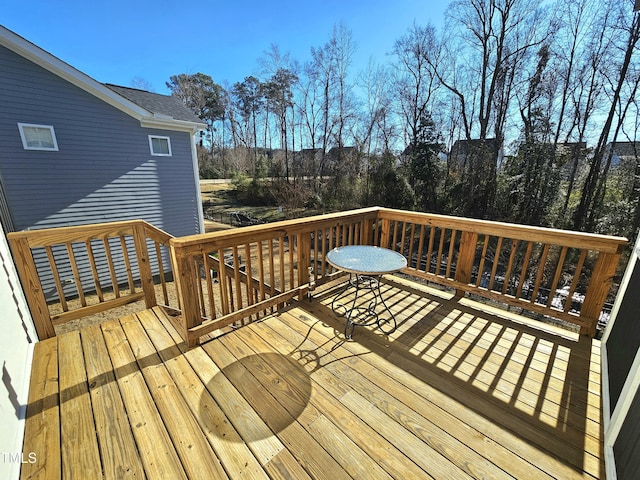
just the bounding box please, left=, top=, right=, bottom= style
left=0, top=45, right=199, bottom=301
left=0, top=45, right=200, bottom=238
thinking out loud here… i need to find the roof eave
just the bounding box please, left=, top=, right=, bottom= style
left=140, top=116, right=206, bottom=134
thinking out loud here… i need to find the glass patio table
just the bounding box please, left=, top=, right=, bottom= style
left=325, top=245, right=407, bottom=339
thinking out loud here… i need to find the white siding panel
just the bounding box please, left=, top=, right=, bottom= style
left=0, top=224, right=38, bottom=480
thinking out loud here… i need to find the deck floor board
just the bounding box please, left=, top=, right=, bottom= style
left=21, top=278, right=605, bottom=479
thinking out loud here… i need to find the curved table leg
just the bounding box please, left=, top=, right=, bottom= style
left=331, top=273, right=398, bottom=339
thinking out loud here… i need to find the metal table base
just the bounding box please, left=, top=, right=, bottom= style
left=331, top=273, right=397, bottom=339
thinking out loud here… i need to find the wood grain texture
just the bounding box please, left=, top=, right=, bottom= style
left=80, top=325, right=144, bottom=479
left=21, top=280, right=605, bottom=480
left=20, top=339, right=60, bottom=480
left=57, top=331, right=102, bottom=480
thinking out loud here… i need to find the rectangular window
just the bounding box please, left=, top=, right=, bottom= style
left=149, top=135, right=172, bottom=156
left=18, top=123, right=59, bottom=151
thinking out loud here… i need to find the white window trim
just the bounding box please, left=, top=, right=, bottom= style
left=17, top=123, right=59, bottom=151
left=148, top=135, right=172, bottom=156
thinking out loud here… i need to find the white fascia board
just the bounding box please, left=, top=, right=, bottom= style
left=0, top=26, right=204, bottom=133
left=140, top=116, right=206, bottom=134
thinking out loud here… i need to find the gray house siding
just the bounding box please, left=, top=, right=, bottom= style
left=0, top=44, right=201, bottom=302
left=0, top=44, right=200, bottom=237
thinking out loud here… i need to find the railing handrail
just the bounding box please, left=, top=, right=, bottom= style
left=9, top=220, right=145, bottom=247
left=377, top=208, right=628, bottom=254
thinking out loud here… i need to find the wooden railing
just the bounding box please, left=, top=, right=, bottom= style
left=172, top=207, right=627, bottom=345
left=9, top=207, right=627, bottom=345
left=170, top=208, right=379, bottom=345
left=375, top=208, right=628, bottom=336
left=8, top=220, right=176, bottom=339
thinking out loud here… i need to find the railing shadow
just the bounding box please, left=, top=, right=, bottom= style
left=305, top=277, right=602, bottom=477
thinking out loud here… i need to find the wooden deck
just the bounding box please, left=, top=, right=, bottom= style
left=21, top=276, right=603, bottom=479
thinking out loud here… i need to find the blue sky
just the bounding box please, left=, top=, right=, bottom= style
left=2, top=0, right=449, bottom=94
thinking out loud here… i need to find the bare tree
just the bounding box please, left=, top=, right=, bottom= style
left=310, top=22, right=357, bottom=181
left=574, top=1, right=640, bottom=231
left=130, top=76, right=154, bottom=92
left=356, top=60, right=393, bottom=156
left=547, top=0, right=612, bottom=224
left=436, top=0, right=549, bottom=217
left=391, top=23, right=441, bottom=150
left=310, top=40, right=335, bottom=178
left=446, top=0, right=547, bottom=141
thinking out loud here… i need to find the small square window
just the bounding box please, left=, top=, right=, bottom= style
left=18, top=123, right=59, bottom=151
left=149, top=135, right=172, bottom=156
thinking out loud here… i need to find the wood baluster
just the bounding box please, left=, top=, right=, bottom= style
left=436, top=228, right=446, bottom=276
left=502, top=239, right=519, bottom=295
left=476, top=235, right=490, bottom=288
left=102, top=237, right=120, bottom=299
left=564, top=250, right=587, bottom=314
left=416, top=224, right=426, bottom=272
left=531, top=244, right=551, bottom=306
left=268, top=239, right=276, bottom=300
left=279, top=236, right=286, bottom=293
left=155, top=242, right=169, bottom=305
left=515, top=241, right=534, bottom=298
left=488, top=237, right=504, bottom=292
left=426, top=226, right=436, bottom=274
left=45, top=245, right=68, bottom=311
left=257, top=240, right=266, bottom=302
left=217, top=248, right=230, bottom=316
left=547, top=246, right=568, bottom=308
left=204, top=253, right=216, bottom=320
left=407, top=223, right=416, bottom=269
left=446, top=230, right=457, bottom=279
left=85, top=240, right=104, bottom=302
left=119, top=236, right=135, bottom=294
left=288, top=235, right=295, bottom=290
left=66, top=242, right=86, bottom=306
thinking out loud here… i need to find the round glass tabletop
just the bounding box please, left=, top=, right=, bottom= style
left=326, top=245, right=407, bottom=275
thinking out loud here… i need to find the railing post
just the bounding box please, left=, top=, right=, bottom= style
left=581, top=251, right=622, bottom=337
left=8, top=236, right=56, bottom=339
left=170, top=241, right=202, bottom=347
left=454, top=231, right=478, bottom=298
left=379, top=218, right=392, bottom=249
left=132, top=223, right=156, bottom=308
left=362, top=217, right=374, bottom=246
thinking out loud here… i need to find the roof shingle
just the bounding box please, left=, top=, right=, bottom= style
left=105, top=84, right=203, bottom=124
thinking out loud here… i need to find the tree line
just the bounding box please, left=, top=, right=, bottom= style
left=165, top=0, right=640, bottom=242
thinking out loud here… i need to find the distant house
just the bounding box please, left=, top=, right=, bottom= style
left=296, top=148, right=323, bottom=177
left=448, top=138, right=503, bottom=171
left=554, top=141, right=587, bottom=158
left=0, top=25, right=206, bottom=236
left=327, top=146, right=360, bottom=175
left=604, top=141, right=640, bottom=168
